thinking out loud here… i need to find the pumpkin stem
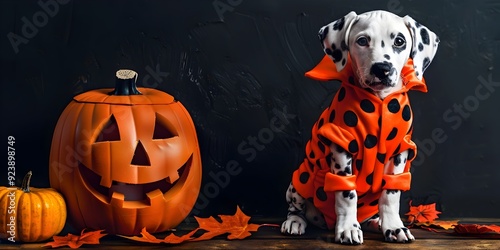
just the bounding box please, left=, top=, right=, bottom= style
left=21, top=171, right=33, bottom=192
left=109, top=69, right=142, bottom=95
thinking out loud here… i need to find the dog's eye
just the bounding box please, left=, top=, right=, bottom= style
left=356, top=37, right=369, bottom=47
left=394, top=36, right=406, bottom=47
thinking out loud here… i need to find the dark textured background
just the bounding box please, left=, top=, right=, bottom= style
left=2, top=0, right=499, bottom=221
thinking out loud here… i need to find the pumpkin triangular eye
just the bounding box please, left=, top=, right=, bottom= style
left=96, top=115, right=121, bottom=142
left=153, top=114, right=178, bottom=139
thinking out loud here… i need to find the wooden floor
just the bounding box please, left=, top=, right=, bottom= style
left=2, top=218, right=499, bottom=249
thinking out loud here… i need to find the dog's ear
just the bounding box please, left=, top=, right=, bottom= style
left=318, top=11, right=358, bottom=72
left=403, top=15, right=440, bottom=80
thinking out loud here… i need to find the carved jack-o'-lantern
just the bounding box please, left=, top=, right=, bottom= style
left=49, top=70, right=201, bottom=235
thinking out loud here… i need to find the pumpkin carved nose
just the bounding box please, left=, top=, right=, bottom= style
left=131, top=141, right=150, bottom=166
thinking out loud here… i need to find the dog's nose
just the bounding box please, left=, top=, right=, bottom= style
left=370, top=62, right=392, bottom=79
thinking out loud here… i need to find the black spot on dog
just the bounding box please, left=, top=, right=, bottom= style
left=381, top=40, right=385, bottom=48
left=341, top=40, right=348, bottom=51
left=423, top=57, right=431, bottom=70
left=335, top=163, right=341, bottom=169
left=418, top=43, right=424, bottom=51
left=394, top=154, right=402, bottom=165
left=342, top=191, right=356, bottom=199
left=345, top=166, right=352, bottom=175
left=384, top=54, right=390, bottom=60
left=390, top=33, right=395, bottom=39
left=421, top=28, right=430, bottom=45
left=332, top=50, right=343, bottom=62
left=410, top=50, right=417, bottom=59
left=415, top=21, right=422, bottom=28
left=336, top=145, right=345, bottom=153
left=318, top=26, right=329, bottom=42
left=333, top=17, right=345, bottom=31
left=291, top=187, right=296, bottom=193
left=387, top=189, right=399, bottom=195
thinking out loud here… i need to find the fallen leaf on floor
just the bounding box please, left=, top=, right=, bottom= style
left=43, top=229, right=106, bottom=249
left=119, top=205, right=279, bottom=244
left=405, top=201, right=441, bottom=224
left=414, top=220, right=459, bottom=230
left=454, top=224, right=500, bottom=234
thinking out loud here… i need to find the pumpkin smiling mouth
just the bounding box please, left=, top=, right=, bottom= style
left=77, top=155, right=192, bottom=207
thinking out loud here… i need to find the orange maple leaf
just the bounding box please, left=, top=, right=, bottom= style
left=405, top=201, right=441, bottom=224
left=414, top=220, right=459, bottom=230
left=119, top=205, right=277, bottom=244
left=44, top=229, right=106, bottom=249
left=119, top=227, right=199, bottom=244
left=454, top=224, right=500, bottom=234
left=193, top=205, right=262, bottom=241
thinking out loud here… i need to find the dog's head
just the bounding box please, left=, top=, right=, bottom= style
left=319, top=10, right=439, bottom=96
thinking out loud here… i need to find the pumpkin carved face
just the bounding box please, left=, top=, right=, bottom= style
left=49, top=70, right=201, bottom=235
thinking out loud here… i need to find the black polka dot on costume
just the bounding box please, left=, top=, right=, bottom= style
left=338, top=87, right=346, bottom=102
left=360, top=99, right=375, bottom=113
left=382, top=179, right=386, bottom=187
left=317, top=141, right=325, bottom=153
left=357, top=203, right=365, bottom=208
left=402, top=105, right=411, bottom=121
left=387, top=127, right=398, bottom=140
left=369, top=199, right=379, bottom=206
left=308, top=161, right=315, bottom=171
left=377, top=153, right=386, bottom=163
left=300, top=172, right=310, bottom=184
left=366, top=172, right=373, bottom=185
left=316, top=187, right=327, bottom=201
left=343, top=110, right=358, bottom=127
left=388, top=99, right=400, bottom=113
left=355, top=160, right=363, bottom=172
left=348, top=140, right=359, bottom=153
left=364, top=134, right=378, bottom=149
left=318, top=134, right=331, bottom=146
left=348, top=76, right=355, bottom=85
left=317, top=118, right=324, bottom=129
left=309, top=150, right=315, bottom=159
left=408, top=149, right=415, bottom=160
left=329, top=109, right=336, bottom=122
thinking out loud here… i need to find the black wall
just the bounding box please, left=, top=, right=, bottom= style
left=2, top=0, right=499, bottom=219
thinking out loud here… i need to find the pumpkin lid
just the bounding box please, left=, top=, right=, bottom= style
left=73, top=69, right=175, bottom=105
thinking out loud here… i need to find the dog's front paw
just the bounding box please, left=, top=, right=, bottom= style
left=380, top=216, right=415, bottom=243
left=383, top=227, right=415, bottom=243
left=335, top=216, right=363, bottom=245
left=281, top=215, right=306, bottom=235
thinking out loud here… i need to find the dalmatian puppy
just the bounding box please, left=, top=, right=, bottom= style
left=281, top=10, right=439, bottom=244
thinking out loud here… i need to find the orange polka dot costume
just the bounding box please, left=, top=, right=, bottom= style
left=291, top=55, right=427, bottom=230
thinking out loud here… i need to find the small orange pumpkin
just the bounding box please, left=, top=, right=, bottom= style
left=49, top=69, right=202, bottom=235
left=0, top=171, right=67, bottom=242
